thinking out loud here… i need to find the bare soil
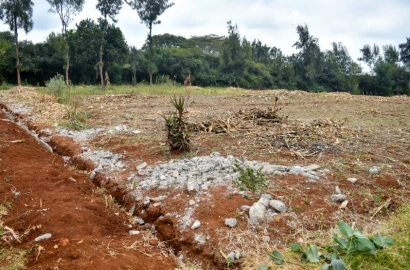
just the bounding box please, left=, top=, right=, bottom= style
left=1, top=87, right=410, bottom=269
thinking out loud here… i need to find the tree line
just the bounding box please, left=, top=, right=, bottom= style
left=0, top=0, right=409, bottom=96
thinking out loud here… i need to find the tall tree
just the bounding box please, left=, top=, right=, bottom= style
left=96, top=0, right=123, bottom=89
left=399, top=38, right=410, bottom=66
left=125, top=0, right=175, bottom=86
left=0, top=0, right=33, bottom=86
left=46, top=0, right=84, bottom=86
left=358, top=44, right=380, bottom=73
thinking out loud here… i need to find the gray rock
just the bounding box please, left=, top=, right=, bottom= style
left=227, top=252, right=236, bottom=261
left=187, top=181, right=200, bottom=193
left=249, top=202, right=266, bottom=223
left=262, top=236, right=270, bottom=242
left=369, top=166, right=381, bottom=174
left=191, top=220, right=201, bottom=229
left=269, top=200, right=287, bottom=213
left=331, top=194, right=347, bottom=203
left=258, top=197, right=270, bottom=207
left=134, top=217, right=145, bottom=225
left=137, top=162, right=148, bottom=171
left=346, top=177, right=358, bottom=184
left=335, top=186, right=342, bottom=194
left=35, top=233, right=52, bottom=242
left=225, top=218, right=238, bottom=228
left=241, top=205, right=251, bottom=212
left=305, top=164, right=321, bottom=171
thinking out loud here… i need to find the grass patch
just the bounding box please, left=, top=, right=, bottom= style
left=0, top=248, right=27, bottom=270
left=0, top=83, right=15, bottom=90
left=343, top=203, right=410, bottom=269
left=35, top=84, right=245, bottom=96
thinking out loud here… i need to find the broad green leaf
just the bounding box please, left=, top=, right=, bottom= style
left=269, top=250, right=284, bottom=265
left=321, top=263, right=331, bottom=270
left=290, top=242, right=303, bottom=253
left=371, top=235, right=393, bottom=248
left=334, top=237, right=347, bottom=249
left=305, top=245, right=320, bottom=263
left=354, top=232, right=376, bottom=253
left=258, top=264, right=270, bottom=270
left=331, top=258, right=345, bottom=270
left=338, top=221, right=354, bottom=238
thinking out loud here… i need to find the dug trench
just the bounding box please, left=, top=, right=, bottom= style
left=0, top=102, right=256, bottom=269
left=0, top=105, right=178, bottom=269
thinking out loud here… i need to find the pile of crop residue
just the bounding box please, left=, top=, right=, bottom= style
left=191, top=107, right=363, bottom=157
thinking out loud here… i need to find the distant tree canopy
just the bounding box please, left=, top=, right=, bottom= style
left=0, top=10, right=409, bottom=96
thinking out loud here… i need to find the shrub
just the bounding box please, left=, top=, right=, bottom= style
left=162, top=95, right=190, bottom=151
left=46, top=73, right=67, bottom=102
left=233, top=163, right=268, bottom=194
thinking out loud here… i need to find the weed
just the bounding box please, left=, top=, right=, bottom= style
left=268, top=221, right=393, bottom=269
left=63, top=95, right=88, bottom=130
left=3, top=177, right=12, bottom=183
left=233, top=164, right=268, bottom=195
left=46, top=73, right=67, bottom=103
left=5, top=202, right=12, bottom=209
left=162, top=95, right=190, bottom=151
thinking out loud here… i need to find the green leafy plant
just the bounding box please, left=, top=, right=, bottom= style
left=63, top=95, right=88, bottom=130
left=268, top=221, right=393, bottom=269
left=46, top=73, right=67, bottom=103
left=162, top=95, right=190, bottom=151
left=233, top=163, right=268, bottom=194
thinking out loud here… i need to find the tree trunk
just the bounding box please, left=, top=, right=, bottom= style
left=14, top=23, right=21, bottom=86
left=149, top=23, right=153, bottom=86
left=99, top=44, right=104, bottom=90
left=65, top=43, right=70, bottom=87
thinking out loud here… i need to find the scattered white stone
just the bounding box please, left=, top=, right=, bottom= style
left=35, top=233, right=52, bottom=242
left=335, top=186, right=342, bottom=194
left=225, top=218, right=238, bottom=228
left=305, top=164, right=321, bottom=171
left=249, top=202, right=266, bottom=223
left=133, top=217, right=145, bottom=225
left=187, top=181, right=200, bottom=193
left=137, top=162, right=148, bottom=171
left=191, top=220, right=201, bottom=229
left=131, top=130, right=141, bottom=135
left=129, top=230, right=140, bottom=235
left=269, top=200, right=287, bottom=213
left=189, top=200, right=196, bottom=206
left=369, top=166, right=381, bottom=174
left=241, top=205, right=251, bottom=212
left=331, top=194, right=347, bottom=203
left=346, top=177, right=358, bottom=183
left=262, top=236, right=271, bottom=242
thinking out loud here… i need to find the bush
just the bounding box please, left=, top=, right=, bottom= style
left=162, top=95, right=190, bottom=151
left=233, top=164, right=268, bottom=194
left=46, top=73, right=67, bottom=102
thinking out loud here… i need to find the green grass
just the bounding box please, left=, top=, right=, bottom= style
left=0, top=83, right=15, bottom=90
left=343, top=203, right=410, bottom=269
left=35, top=83, right=245, bottom=97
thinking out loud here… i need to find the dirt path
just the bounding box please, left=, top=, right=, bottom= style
left=0, top=110, right=176, bottom=269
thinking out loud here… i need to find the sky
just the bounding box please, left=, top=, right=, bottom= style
left=1, top=0, right=409, bottom=68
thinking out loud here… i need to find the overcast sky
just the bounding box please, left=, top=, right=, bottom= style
left=1, top=0, right=409, bottom=67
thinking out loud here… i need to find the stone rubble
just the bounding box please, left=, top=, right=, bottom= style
left=133, top=152, right=328, bottom=192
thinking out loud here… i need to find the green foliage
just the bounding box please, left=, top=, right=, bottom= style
left=269, top=221, right=393, bottom=269
left=162, top=95, right=190, bottom=151
left=233, top=164, right=268, bottom=194
left=46, top=73, right=67, bottom=102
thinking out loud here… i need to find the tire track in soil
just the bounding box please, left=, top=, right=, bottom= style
left=0, top=110, right=176, bottom=269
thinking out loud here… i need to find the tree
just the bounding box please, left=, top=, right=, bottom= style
left=292, top=24, right=323, bottom=88
left=125, top=0, right=175, bottom=86
left=399, top=38, right=410, bottom=66
left=382, top=45, right=399, bottom=65
left=96, top=0, right=123, bottom=89
left=358, top=44, right=380, bottom=73
left=46, top=0, right=84, bottom=86
left=0, top=0, right=33, bottom=86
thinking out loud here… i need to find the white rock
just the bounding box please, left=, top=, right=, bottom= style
left=191, top=220, right=201, bottom=229
left=35, top=233, right=52, bottom=242
left=305, top=164, right=321, bottom=171
left=136, top=162, right=147, bottom=171
left=249, top=202, right=266, bottom=223
left=335, top=186, right=342, bottom=194
left=369, top=166, right=381, bottom=174
left=225, top=218, right=238, bottom=228
left=129, top=230, right=140, bottom=235
left=187, top=181, right=200, bottom=193
left=269, top=200, right=287, bottom=213
left=346, top=178, right=358, bottom=183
